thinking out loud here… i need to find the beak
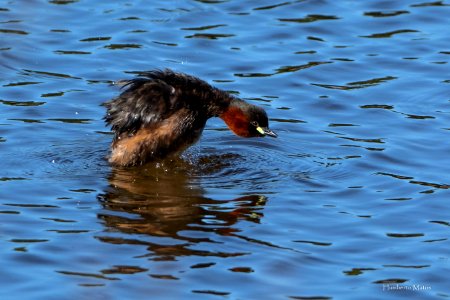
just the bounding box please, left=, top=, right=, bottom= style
left=256, top=126, right=277, bottom=138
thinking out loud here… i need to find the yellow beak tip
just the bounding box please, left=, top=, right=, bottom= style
left=256, top=127, right=265, bottom=135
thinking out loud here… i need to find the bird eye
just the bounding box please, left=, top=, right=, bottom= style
left=251, top=121, right=258, bottom=127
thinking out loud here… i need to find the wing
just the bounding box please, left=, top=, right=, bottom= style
left=103, top=76, right=179, bottom=140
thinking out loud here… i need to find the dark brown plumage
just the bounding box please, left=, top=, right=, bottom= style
left=103, top=69, right=276, bottom=166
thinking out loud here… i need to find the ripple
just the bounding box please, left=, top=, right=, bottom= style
left=42, top=217, right=76, bottom=223
left=127, top=29, right=147, bottom=34
left=0, top=177, right=27, bottom=181
left=46, top=118, right=92, bottom=124
left=328, top=123, right=359, bottom=127
left=411, top=1, right=450, bottom=7
left=185, top=33, right=235, bottom=39
left=195, top=0, right=229, bottom=4
left=377, top=172, right=450, bottom=190
left=10, top=239, right=49, bottom=243
left=3, top=81, right=42, bottom=87
left=149, top=274, right=179, bottom=280
left=0, top=210, right=20, bottom=214
left=234, top=72, right=272, bottom=78
left=56, top=270, right=119, bottom=281
left=5, top=203, right=59, bottom=208
left=152, top=41, right=178, bottom=47
left=386, top=233, right=425, bottom=238
left=190, top=262, right=216, bottom=269
left=278, top=15, right=340, bottom=23
left=361, top=29, right=420, bottom=38
left=293, top=240, right=333, bottom=247
left=8, top=118, right=44, bottom=123
left=404, top=113, right=435, bottom=119
left=48, top=229, right=90, bottom=234
left=54, top=50, right=91, bottom=55
left=364, top=10, right=410, bottom=17
left=360, top=104, right=394, bottom=110
left=234, top=61, right=331, bottom=78
left=192, top=290, right=230, bottom=296
left=181, top=24, right=226, bottom=31
left=0, top=20, right=22, bottom=24
left=0, top=99, right=45, bottom=106
left=275, top=62, right=332, bottom=74
left=384, top=264, right=430, bottom=268
left=118, top=16, right=141, bottom=21
left=79, top=36, right=111, bottom=42
left=271, top=118, right=306, bottom=124
left=339, top=137, right=384, bottom=144
left=21, top=69, right=82, bottom=79
left=41, top=92, right=64, bottom=97
left=253, top=2, right=291, bottom=11
left=343, top=267, right=377, bottom=276
left=373, top=278, right=408, bottom=284
left=104, top=43, right=142, bottom=50
left=0, top=28, right=28, bottom=35
left=182, top=139, right=352, bottom=191
left=101, top=265, right=148, bottom=275
left=289, top=296, right=331, bottom=300
left=312, top=76, right=397, bottom=90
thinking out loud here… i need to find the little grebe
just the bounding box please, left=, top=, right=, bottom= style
left=104, top=69, right=277, bottom=166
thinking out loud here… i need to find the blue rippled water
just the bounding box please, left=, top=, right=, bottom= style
left=1, top=1, right=449, bottom=299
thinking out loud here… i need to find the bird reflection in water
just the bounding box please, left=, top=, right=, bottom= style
left=96, top=157, right=268, bottom=259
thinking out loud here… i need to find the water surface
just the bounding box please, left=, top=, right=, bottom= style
left=1, top=0, right=449, bottom=299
